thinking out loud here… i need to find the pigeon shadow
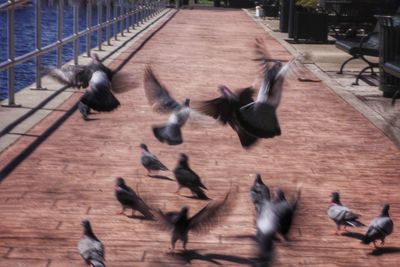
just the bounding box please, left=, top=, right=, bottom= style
left=369, top=247, right=400, bottom=256
left=170, top=249, right=259, bottom=266
left=231, top=234, right=258, bottom=242
left=83, top=118, right=99, bottom=121
left=148, top=174, right=174, bottom=181
left=127, top=214, right=155, bottom=221
left=341, top=231, right=365, bottom=240
left=181, top=195, right=211, bottom=201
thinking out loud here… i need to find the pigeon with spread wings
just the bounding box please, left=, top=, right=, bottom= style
left=144, top=66, right=190, bottom=145
left=155, top=188, right=235, bottom=251
left=49, top=53, right=120, bottom=120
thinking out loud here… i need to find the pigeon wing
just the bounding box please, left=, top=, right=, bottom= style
left=49, top=65, right=92, bottom=88
left=81, top=83, right=120, bottom=112
left=189, top=187, right=236, bottom=233
left=143, top=66, right=181, bottom=113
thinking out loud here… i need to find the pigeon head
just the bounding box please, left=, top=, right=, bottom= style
left=254, top=174, right=264, bottom=186
left=81, top=219, right=98, bottom=240
left=381, top=203, right=390, bottom=217
left=275, top=189, right=286, bottom=201
left=218, top=85, right=234, bottom=98
left=179, top=153, right=189, bottom=162
left=81, top=219, right=91, bottom=229
left=179, top=206, right=189, bottom=219
left=182, top=98, right=190, bottom=107
left=116, top=177, right=126, bottom=187
left=140, top=143, right=148, bottom=151
left=330, top=192, right=341, bottom=205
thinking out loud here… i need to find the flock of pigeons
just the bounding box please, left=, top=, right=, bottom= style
left=48, top=38, right=395, bottom=266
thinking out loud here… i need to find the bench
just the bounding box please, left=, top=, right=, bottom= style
left=335, top=26, right=380, bottom=85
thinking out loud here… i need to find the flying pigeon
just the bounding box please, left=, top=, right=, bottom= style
left=327, top=192, right=365, bottom=235
left=140, top=143, right=169, bottom=176
left=173, top=153, right=208, bottom=200
left=114, top=177, right=154, bottom=220
left=361, top=204, right=394, bottom=248
left=272, top=187, right=301, bottom=240
left=249, top=174, right=271, bottom=216
left=195, top=85, right=258, bottom=148
left=155, top=188, right=235, bottom=250
left=143, top=66, right=191, bottom=145
left=78, top=219, right=106, bottom=267
left=49, top=53, right=120, bottom=120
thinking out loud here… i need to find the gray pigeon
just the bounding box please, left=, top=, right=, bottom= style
left=140, top=143, right=169, bottom=176
left=49, top=53, right=120, bottom=119
left=272, top=187, right=301, bottom=240
left=236, top=38, right=299, bottom=139
left=155, top=189, right=234, bottom=250
left=195, top=85, right=258, bottom=148
left=114, top=177, right=154, bottom=220
left=143, top=66, right=191, bottom=145
left=78, top=219, right=106, bottom=267
left=173, top=153, right=208, bottom=200
left=327, top=192, right=365, bottom=234
left=361, top=204, right=394, bottom=248
left=249, top=174, right=271, bottom=215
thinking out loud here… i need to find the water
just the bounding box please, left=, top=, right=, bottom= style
left=0, top=0, right=126, bottom=101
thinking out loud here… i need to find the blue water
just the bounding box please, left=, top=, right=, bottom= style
left=0, top=0, right=127, bottom=101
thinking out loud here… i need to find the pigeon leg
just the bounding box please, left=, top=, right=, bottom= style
left=131, top=210, right=136, bottom=217
left=373, top=241, right=379, bottom=248
left=343, top=226, right=348, bottom=232
left=117, top=207, right=126, bottom=215
left=182, top=236, right=188, bottom=251
left=170, top=236, right=178, bottom=251
left=147, top=170, right=153, bottom=176
left=333, top=225, right=341, bottom=235
left=380, top=239, right=385, bottom=246
left=174, top=186, right=182, bottom=195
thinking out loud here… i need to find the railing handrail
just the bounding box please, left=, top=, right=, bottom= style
left=1, top=0, right=166, bottom=106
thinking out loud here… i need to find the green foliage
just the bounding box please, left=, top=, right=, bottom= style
left=296, top=0, right=318, bottom=9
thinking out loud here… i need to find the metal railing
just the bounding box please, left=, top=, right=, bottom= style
left=0, top=0, right=165, bottom=107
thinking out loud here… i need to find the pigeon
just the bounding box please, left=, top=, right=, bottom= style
left=195, top=85, right=258, bottom=148
left=272, top=187, right=301, bottom=240
left=78, top=219, right=106, bottom=267
left=173, top=153, right=208, bottom=200
left=143, top=66, right=191, bottom=145
left=140, top=143, right=169, bottom=176
left=155, top=188, right=235, bottom=250
left=49, top=53, right=120, bottom=119
left=114, top=177, right=154, bottom=220
left=249, top=174, right=271, bottom=216
left=361, top=204, right=394, bottom=248
left=327, top=192, right=365, bottom=234
left=236, top=57, right=298, bottom=140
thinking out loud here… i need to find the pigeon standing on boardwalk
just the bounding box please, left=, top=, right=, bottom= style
left=249, top=174, right=271, bottom=215
left=195, top=85, right=258, bottom=148
left=49, top=53, right=120, bottom=120
left=361, top=204, right=394, bottom=248
left=140, top=143, right=169, bottom=176
left=155, top=189, right=235, bottom=250
left=327, top=192, right=365, bottom=234
left=143, top=66, right=191, bottom=145
left=114, top=177, right=154, bottom=220
left=272, top=187, right=301, bottom=240
left=78, top=220, right=106, bottom=267
left=173, top=153, right=208, bottom=200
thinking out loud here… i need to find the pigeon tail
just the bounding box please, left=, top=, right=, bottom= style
left=392, top=89, right=400, bottom=106
left=90, top=259, right=106, bottom=267
left=257, top=232, right=275, bottom=266
left=192, top=187, right=210, bottom=200
left=345, top=219, right=365, bottom=227
left=137, top=205, right=155, bottom=220
left=152, top=123, right=183, bottom=145
left=361, top=234, right=373, bottom=245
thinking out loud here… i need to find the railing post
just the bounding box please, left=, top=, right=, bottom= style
left=57, top=0, right=64, bottom=67
left=119, top=1, right=125, bottom=37
left=113, top=0, right=118, bottom=41
left=106, top=0, right=111, bottom=45
left=2, top=0, right=19, bottom=107
left=130, top=1, right=135, bottom=30
left=97, top=0, right=103, bottom=50
left=125, top=2, right=130, bottom=33
left=73, top=0, right=79, bottom=65
left=33, top=0, right=46, bottom=90
left=86, top=0, right=92, bottom=57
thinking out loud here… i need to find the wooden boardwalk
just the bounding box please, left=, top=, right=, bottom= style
left=1, top=8, right=400, bottom=267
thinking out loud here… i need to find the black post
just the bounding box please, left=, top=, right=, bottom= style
left=279, top=0, right=290, bottom=32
